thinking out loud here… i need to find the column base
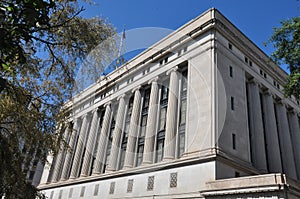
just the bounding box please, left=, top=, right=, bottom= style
left=80, top=174, right=88, bottom=178
left=123, top=165, right=133, bottom=170
left=141, top=161, right=152, bottom=166
left=162, top=156, right=175, bottom=162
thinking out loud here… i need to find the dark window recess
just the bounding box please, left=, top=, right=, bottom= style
left=164, top=57, right=168, bottom=63
left=235, top=171, right=240, bottom=177
left=178, top=50, right=182, bottom=56
left=232, top=133, right=236, bottom=150
left=249, top=61, right=252, bottom=67
left=229, top=66, right=233, bottom=77
left=231, top=96, right=235, bottom=110
left=183, top=46, right=187, bottom=52
left=228, top=43, right=233, bottom=50
left=264, top=73, right=267, bottom=78
left=244, top=57, right=248, bottom=63
left=260, top=70, right=263, bottom=75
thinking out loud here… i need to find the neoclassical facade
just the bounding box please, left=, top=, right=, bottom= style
left=38, top=8, right=300, bottom=198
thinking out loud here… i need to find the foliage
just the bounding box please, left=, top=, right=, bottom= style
left=268, top=17, right=300, bottom=99
left=0, top=0, right=117, bottom=198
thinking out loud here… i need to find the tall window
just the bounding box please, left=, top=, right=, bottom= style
left=119, top=97, right=134, bottom=169
left=102, top=117, right=115, bottom=173
left=156, top=84, right=168, bottom=162
left=90, top=108, right=104, bottom=175
left=178, top=69, right=187, bottom=157
left=136, top=87, right=150, bottom=166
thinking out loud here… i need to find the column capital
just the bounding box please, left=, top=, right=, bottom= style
left=248, top=77, right=260, bottom=85
left=104, top=101, right=111, bottom=107
left=132, top=86, right=141, bottom=93
left=262, top=89, right=272, bottom=96
left=117, top=94, right=126, bottom=101
left=166, top=66, right=178, bottom=76
left=286, top=105, right=295, bottom=113
left=91, top=108, right=99, bottom=114
left=148, top=76, right=159, bottom=85
left=73, top=117, right=81, bottom=123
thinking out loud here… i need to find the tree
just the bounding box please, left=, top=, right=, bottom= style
left=0, top=0, right=117, bottom=198
left=268, top=17, right=300, bottom=100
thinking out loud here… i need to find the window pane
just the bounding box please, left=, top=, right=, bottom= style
left=156, top=139, right=164, bottom=162
left=159, top=108, right=167, bottom=131
left=136, top=145, right=144, bottom=166
left=178, top=133, right=185, bottom=157
left=140, top=116, right=147, bottom=137
left=180, top=100, right=187, bottom=125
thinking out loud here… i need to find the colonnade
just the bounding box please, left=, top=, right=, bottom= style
left=49, top=67, right=187, bottom=182
left=246, top=79, right=300, bottom=180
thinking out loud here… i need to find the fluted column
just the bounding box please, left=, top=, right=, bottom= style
left=142, top=77, right=159, bottom=165
left=92, top=103, right=111, bottom=175
left=124, top=87, right=142, bottom=169
left=275, top=101, right=297, bottom=178
left=287, top=110, right=300, bottom=179
left=69, top=114, right=90, bottom=179
left=163, top=67, right=179, bottom=161
left=80, top=109, right=99, bottom=177
left=247, top=80, right=268, bottom=172
left=107, top=95, right=126, bottom=171
left=51, top=125, right=70, bottom=182
left=261, top=91, right=282, bottom=172
left=60, top=119, right=80, bottom=181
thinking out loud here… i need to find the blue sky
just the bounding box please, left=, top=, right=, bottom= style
left=80, top=0, right=299, bottom=69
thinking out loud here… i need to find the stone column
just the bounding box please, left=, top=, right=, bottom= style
left=163, top=67, right=179, bottom=161
left=275, top=101, right=297, bottom=178
left=80, top=109, right=99, bottom=177
left=69, top=114, right=90, bottom=179
left=247, top=79, right=268, bottom=172
left=142, top=77, right=159, bottom=165
left=92, top=103, right=111, bottom=175
left=107, top=95, right=126, bottom=171
left=124, top=87, right=142, bottom=169
left=287, top=110, right=300, bottom=179
left=51, top=125, right=70, bottom=182
left=60, top=119, right=80, bottom=181
left=261, top=91, right=282, bottom=172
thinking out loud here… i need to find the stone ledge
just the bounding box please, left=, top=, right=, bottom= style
left=201, top=173, right=300, bottom=197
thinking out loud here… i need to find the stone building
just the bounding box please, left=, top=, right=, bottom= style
left=38, top=8, right=300, bottom=198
